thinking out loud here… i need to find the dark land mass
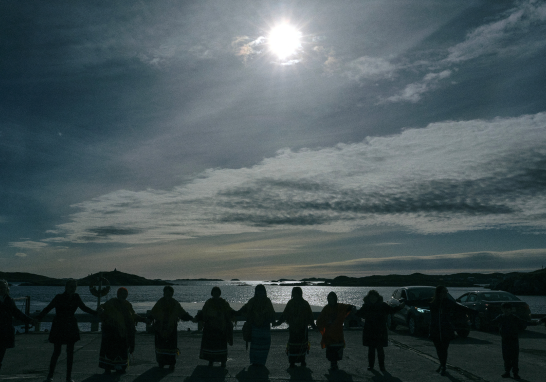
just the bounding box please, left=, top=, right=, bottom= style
left=492, top=268, right=546, bottom=295
left=314, top=272, right=521, bottom=288
left=4, top=269, right=171, bottom=286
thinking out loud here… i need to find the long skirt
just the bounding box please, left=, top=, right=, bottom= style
left=155, top=332, right=179, bottom=366
left=326, top=343, right=344, bottom=362
left=287, top=326, right=309, bottom=364
left=199, top=326, right=228, bottom=363
left=249, top=325, right=271, bottom=365
left=99, top=325, right=129, bottom=371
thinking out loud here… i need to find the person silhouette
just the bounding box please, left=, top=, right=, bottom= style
left=36, top=279, right=98, bottom=382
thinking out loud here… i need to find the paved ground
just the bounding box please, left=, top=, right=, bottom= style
left=1, top=325, right=545, bottom=382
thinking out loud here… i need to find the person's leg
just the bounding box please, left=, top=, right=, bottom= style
left=0, top=346, right=7, bottom=370
left=512, top=339, right=520, bottom=377
left=47, top=343, right=63, bottom=379
left=66, top=342, right=75, bottom=381
left=377, top=346, right=385, bottom=371
left=367, top=346, right=375, bottom=369
left=501, top=338, right=511, bottom=374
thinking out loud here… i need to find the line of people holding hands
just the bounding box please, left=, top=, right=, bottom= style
left=1, top=279, right=544, bottom=382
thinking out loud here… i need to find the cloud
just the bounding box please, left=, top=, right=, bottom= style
left=445, top=0, right=546, bottom=63
left=15, top=253, right=28, bottom=258
left=9, top=241, right=49, bottom=250
left=383, top=70, right=452, bottom=103
left=344, top=56, right=398, bottom=82
left=43, top=112, right=546, bottom=245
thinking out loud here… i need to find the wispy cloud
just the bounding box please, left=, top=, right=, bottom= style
left=445, top=0, right=546, bottom=63
left=44, top=112, right=546, bottom=245
left=15, top=253, right=28, bottom=258
left=9, top=241, right=49, bottom=250
left=383, top=70, right=452, bottom=103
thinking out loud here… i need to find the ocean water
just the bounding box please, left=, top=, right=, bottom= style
left=8, top=281, right=546, bottom=333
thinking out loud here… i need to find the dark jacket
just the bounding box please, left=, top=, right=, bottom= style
left=491, top=314, right=528, bottom=339
left=356, top=295, right=401, bottom=347
left=37, top=292, right=97, bottom=344
left=429, top=298, right=473, bottom=342
left=0, top=295, right=33, bottom=348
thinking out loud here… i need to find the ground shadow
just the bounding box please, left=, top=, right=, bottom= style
left=133, top=366, right=171, bottom=382
left=235, top=364, right=270, bottom=382
left=519, top=330, right=546, bottom=339
left=451, top=337, right=492, bottom=345
left=287, top=366, right=313, bottom=381
left=184, top=365, right=228, bottom=382
left=324, top=368, right=354, bottom=382
left=80, top=373, right=121, bottom=382
left=369, top=370, right=404, bottom=382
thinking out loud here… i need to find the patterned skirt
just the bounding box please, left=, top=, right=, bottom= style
left=98, top=325, right=129, bottom=371
left=249, top=325, right=271, bottom=365
left=286, top=326, right=309, bottom=363
left=155, top=331, right=179, bottom=366
left=199, top=326, right=228, bottom=362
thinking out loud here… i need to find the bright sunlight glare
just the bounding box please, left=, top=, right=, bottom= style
left=268, top=24, right=301, bottom=59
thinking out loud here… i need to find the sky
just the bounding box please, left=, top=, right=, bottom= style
left=1, top=0, right=546, bottom=280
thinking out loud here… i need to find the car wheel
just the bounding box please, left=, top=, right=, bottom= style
left=474, top=316, right=485, bottom=331
left=408, top=316, right=418, bottom=335
left=387, top=314, right=397, bottom=330
left=456, top=329, right=469, bottom=338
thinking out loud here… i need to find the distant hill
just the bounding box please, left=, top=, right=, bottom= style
left=78, top=270, right=171, bottom=286
left=3, top=269, right=171, bottom=286
left=493, top=268, right=546, bottom=295
left=0, top=272, right=63, bottom=286
left=314, top=272, right=517, bottom=288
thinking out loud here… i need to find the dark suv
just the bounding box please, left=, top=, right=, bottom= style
left=387, top=286, right=472, bottom=338
left=455, top=290, right=531, bottom=331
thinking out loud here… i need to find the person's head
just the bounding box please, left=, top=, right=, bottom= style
left=65, top=279, right=78, bottom=295
left=117, top=287, right=129, bottom=300
left=502, top=302, right=513, bottom=315
left=291, top=287, right=303, bottom=299
left=432, top=285, right=448, bottom=302
left=255, top=284, right=267, bottom=297
left=0, top=279, right=9, bottom=296
left=327, top=291, right=338, bottom=306
left=366, top=290, right=380, bottom=304
left=211, top=286, right=221, bottom=298
left=163, top=285, right=174, bottom=298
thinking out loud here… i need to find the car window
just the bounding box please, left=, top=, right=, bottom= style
left=401, top=290, right=408, bottom=300
left=480, top=292, right=521, bottom=302
left=468, top=294, right=477, bottom=302
left=406, top=288, right=435, bottom=300
left=393, top=289, right=400, bottom=299
left=458, top=294, right=468, bottom=302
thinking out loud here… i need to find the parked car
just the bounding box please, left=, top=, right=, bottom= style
left=387, top=286, right=472, bottom=338
left=455, top=290, right=531, bottom=331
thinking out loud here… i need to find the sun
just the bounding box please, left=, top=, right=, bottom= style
left=268, top=24, right=302, bottom=59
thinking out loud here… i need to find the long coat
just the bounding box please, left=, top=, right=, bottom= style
left=428, top=298, right=474, bottom=342
left=37, top=292, right=97, bottom=344
left=356, top=296, right=401, bottom=347
left=0, top=295, right=33, bottom=348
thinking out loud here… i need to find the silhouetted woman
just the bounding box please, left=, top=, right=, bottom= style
left=36, top=279, right=97, bottom=382
left=150, top=285, right=193, bottom=370
left=99, top=287, right=145, bottom=374
left=273, top=287, right=316, bottom=368
left=194, top=286, right=235, bottom=367
left=356, top=290, right=405, bottom=372
left=316, top=291, right=354, bottom=370
left=429, top=285, right=475, bottom=376
left=0, top=279, right=36, bottom=372
left=238, top=284, right=276, bottom=366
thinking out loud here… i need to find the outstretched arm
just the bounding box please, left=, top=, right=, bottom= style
left=76, top=295, right=98, bottom=315
left=9, top=299, right=36, bottom=325
left=36, top=296, right=58, bottom=320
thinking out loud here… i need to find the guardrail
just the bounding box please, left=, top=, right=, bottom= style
left=14, top=311, right=331, bottom=333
